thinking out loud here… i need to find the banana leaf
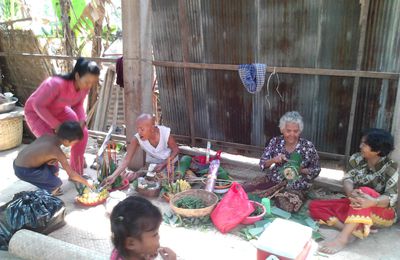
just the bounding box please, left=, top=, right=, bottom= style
left=197, top=166, right=230, bottom=180
left=280, top=152, right=302, bottom=182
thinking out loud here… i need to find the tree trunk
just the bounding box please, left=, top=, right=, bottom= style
left=60, top=0, right=75, bottom=70
left=88, top=0, right=105, bottom=129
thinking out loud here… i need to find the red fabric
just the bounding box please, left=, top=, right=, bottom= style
left=309, top=187, right=395, bottom=234
left=193, top=150, right=222, bottom=165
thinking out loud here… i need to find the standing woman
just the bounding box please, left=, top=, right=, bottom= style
left=24, top=57, right=100, bottom=174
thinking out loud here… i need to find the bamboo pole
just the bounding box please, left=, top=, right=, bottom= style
left=344, top=0, right=371, bottom=160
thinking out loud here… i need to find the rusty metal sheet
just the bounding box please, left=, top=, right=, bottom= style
left=151, top=0, right=400, bottom=157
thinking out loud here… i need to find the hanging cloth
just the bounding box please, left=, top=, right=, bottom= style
left=116, top=57, right=124, bottom=88
left=238, top=63, right=267, bottom=94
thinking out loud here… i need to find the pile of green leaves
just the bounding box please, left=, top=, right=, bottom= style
left=163, top=211, right=213, bottom=230
left=175, top=196, right=205, bottom=209
left=249, top=204, right=263, bottom=217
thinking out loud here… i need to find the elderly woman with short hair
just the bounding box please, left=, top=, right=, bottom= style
left=244, top=111, right=321, bottom=212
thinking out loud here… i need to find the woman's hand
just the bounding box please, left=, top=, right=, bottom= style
left=349, top=189, right=376, bottom=209
left=300, top=167, right=310, bottom=175
left=79, top=120, right=86, bottom=129
left=159, top=247, right=177, bottom=260
left=273, top=154, right=287, bottom=164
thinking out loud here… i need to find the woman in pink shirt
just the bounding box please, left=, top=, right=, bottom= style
left=24, top=57, right=100, bottom=174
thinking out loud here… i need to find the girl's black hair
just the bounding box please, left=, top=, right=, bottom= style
left=362, top=128, right=394, bottom=157
left=110, top=196, right=162, bottom=258
left=57, top=121, right=83, bottom=141
left=56, top=57, right=100, bottom=80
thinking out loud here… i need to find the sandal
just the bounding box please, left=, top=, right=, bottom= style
left=51, top=187, right=64, bottom=196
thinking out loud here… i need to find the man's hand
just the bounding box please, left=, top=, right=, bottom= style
left=102, top=174, right=117, bottom=186
left=121, top=169, right=138, bottom=182
left=154, top=163, right=166, bottom=173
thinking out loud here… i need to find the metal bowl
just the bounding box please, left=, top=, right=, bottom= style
left=0, top=97, right=18, bottom=113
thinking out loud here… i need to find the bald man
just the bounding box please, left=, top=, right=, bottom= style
left=104, top=113, right=179, bottom=185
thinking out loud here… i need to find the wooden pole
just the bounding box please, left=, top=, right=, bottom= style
left=152, top=61, right=398, bottom=80
left=344, top=0, right=371, bottom=160
left=178, top=0, right=196, bottom=146
left=0, top=52, right=397, bottom=80
left=121, top=0, right=153, bottom=170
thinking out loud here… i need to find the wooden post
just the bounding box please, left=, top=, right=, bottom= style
left=178, top=0, right=196, bottom=146
left=344, top=0, right=370, bottom=160
left=391, top=79, right=400, bottom=162
left=121, top=0, right=153, bottom=170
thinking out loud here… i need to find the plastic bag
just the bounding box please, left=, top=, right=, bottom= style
left=6, top=189, right=66, bottom=234
left=0, top=221, right=12, bottom=250
left=211, top=182, right=254, bottom=233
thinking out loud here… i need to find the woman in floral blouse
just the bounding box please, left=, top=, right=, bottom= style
left=244, top=111, right=321, bottom=212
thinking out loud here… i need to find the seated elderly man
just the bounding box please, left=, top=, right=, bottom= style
left=244, top=111, right=321, bottom=212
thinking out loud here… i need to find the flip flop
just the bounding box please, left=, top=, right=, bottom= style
left=51, top=187, right=64, bottom=196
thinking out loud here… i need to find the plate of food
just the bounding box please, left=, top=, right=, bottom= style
left=75, top=188, right=109, bottom=207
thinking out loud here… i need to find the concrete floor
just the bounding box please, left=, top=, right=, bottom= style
left=1, top=142, right=400, bottom=260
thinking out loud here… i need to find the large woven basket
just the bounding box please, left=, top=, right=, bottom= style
left=170, top=189, right=218, bottom=218
left=0, top=116, right=23, bottom=151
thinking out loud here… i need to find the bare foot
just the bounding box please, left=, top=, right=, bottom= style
left=319, top=239, right=347, bottom=254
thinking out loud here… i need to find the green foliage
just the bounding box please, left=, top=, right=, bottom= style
left=163, top=211, right=213, bottom=230
left=175, top=196, right=205, bottom=209
left=0, top=0, right=23, bottom=20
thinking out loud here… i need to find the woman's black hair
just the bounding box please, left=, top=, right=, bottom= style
left=110, top=196, right=162, bottom=258
left=56, top=57, right=100, bottom=80
left=362, top=128, right=394, bottom=157
left=57, top=121, right=83, bottom=141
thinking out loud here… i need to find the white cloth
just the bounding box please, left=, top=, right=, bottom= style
left=135, top=125, right=172, bottom=164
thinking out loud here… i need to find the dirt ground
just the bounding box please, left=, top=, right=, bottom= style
left=1, top=139, right=400, bottom=260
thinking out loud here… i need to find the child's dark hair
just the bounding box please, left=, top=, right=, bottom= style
left=362, top=128, right=394, bottom=157
left=57, top=121, right=83, bottom=141
left=56, top=57, right=100, bottom=80
left=110, top=196, right=162, bottom=258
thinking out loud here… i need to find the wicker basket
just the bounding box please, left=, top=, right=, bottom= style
left=170, top=189, right=218, bottom=218
left=0, top=116, right=23, bottom=151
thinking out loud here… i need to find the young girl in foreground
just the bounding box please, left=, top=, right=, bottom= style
left=110, top=196, right=176, bottom=260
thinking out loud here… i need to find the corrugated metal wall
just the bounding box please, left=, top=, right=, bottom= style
left=151, top=0, right=400, bottom=157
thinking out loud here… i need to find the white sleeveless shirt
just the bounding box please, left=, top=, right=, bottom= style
left=135, top=125, right=172, bottom=164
